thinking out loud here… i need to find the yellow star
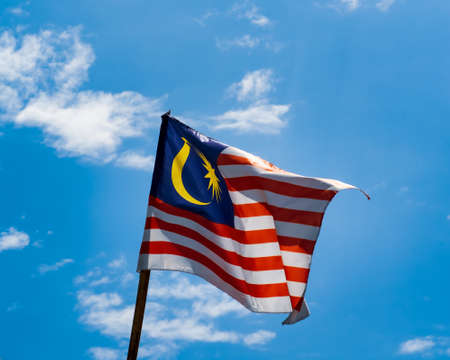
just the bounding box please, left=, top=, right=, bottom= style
left=196, top=150, right=222, bottom=202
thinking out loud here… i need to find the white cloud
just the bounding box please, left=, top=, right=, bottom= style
left=243, top=330, right=276, bottom=346
left=74, top=268, right=102, bottom=284
left=115, top=151, right=154, bottom=171
left=138, top=343, right=178, bottom=360
left=150, top=274, right=221, bottom=300
left=231, top=1, right=271, bottom=27
left=90, top=276, right=111, bottom=287
left=215, top=70, right=289, bottom=134
left=78, top=291, right=123, bottom=310
left=0, top=227, right=29, bottom=252
left=376, top=0, right=396, bottom=11
left=152, top=274, right=248, bottom=318
left=323, top=0, right=361, bottom=12
left=342, top=0, right=360, bottom=11
left=8, top=4, right=29, bottom=17
left=216, top=36, right=282, bottom=53
left=398, top=337, right=435, bottom=354
left=227, top=69, right=274, bottom=102
left=0, top=27, right=165, bottom=166
left=192, top=297, right=248, bottom=318
left=88, top=347, right=120, bottom=360
left=398, top=336, right=450, bottom=356
left=15, top=91, right=161, bottom=162
left=213, top=103, right=289, bottom=134
left=193, top=10, right=219, bottom=26
left=76, top=272, right=276, bottom=356
left=38, top=258, right=74, bottom=274
left=447, top=215, right=450, bottom=221
left=108, top=256, right=126, bottom=269
left=120, top=272, right=135, bottom=285
left=216, top=35, right=261, bottom=51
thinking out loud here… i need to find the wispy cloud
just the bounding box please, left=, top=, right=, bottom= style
left=115, top=151, right=154, bottom=171
left=193, top=10, right=219, bottom=26
left=399, top=337, right=435, bottom=354
left=227, top=69, right=274, bottom=102
left=319, top=0, right=361, bottom=12
left=376, top=0, right=396, bottom=11
left=0, top=227, right=29, bottom=252
left=341, top=0, right=361, bottom=11
left=75, top=269, right=275, bottom=357
left=7, top=2, right=30, bottom=17
left=0, top=27, right=164, bottom=168
left=213, top=103, right=289, bottom=134
left=231, top=1, right=271, bottom=27
left=216, top=35, right=261, bottom=51
left=89, top=276, right=111, bottom=287
left=87, top=347, right=120, bottom=360
left=216, top=35, right=282, bottom=53
left=108, top=256, right=126, bottom=269
left=38, top=258, right=74, bottom=274
left=398, top=336, right=450, bottom=356
left=323, top=0, right=397, bottom=13
left=243, top=330, right=276, bottom=346
left=213, top=69, right=290, bottom=134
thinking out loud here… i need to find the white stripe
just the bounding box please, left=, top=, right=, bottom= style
left=286, top=281, right=306, bottom=297
left=280, top=251, right=312, bottom=269
left=274, top=220, right=320, bottom=240
left=138, top=253, right=293, bottom=313
left=219, top=163, right=355, bottom=192
left=228, top=189, right=329, bottom=213
left=146, top=206, right=281, bottom=257
left=146, top=228, right=286, bottom=285
left=233, top=215, right=275, bottom=231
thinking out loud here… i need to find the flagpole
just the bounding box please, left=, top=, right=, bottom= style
left=127, top=270, right=151, bottom=360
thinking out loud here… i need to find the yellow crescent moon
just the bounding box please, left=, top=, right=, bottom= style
left=171, top=137, right=211, bottom=206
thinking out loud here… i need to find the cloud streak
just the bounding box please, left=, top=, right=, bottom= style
left=38, top=258, right=74, bottom=274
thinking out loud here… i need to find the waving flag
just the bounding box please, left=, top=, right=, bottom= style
left=137, top=113, right=368, bottom=324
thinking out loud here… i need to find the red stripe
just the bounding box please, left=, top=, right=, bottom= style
left=148, top=196, right=279, bottom=245
left=233, top=203, right=272, bottom=217
left=141, top=241, right=290, bottom=298
left=225, top=177, right=336, bottom=201
left=278, top=236, right=316, bottom=255
left=144, top=217, right=285, bottom=271
left=217, top=154, right=281, bottom=172
left=234, top=203, right=324, bottom=227
left=284, top=266, right=310, bottom=283
left=290, top=296, right=304, bottom=311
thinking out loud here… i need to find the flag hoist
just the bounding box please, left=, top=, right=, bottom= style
left=127, top=111, right=369, bottom=360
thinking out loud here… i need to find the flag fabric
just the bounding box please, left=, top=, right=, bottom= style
left=137, top=113, right=368, bottom=324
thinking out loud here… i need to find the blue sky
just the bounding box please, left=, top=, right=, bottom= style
left=0, top=0, right=449, bottom=359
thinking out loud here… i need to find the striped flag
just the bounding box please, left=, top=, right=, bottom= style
left=137, top=113, right=368, bottom=324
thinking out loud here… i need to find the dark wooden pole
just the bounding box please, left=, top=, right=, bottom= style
left=127, top=270, right=151, bottom=360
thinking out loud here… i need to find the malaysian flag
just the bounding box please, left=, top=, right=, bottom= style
left=137, top=113, right=368, bottom=324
